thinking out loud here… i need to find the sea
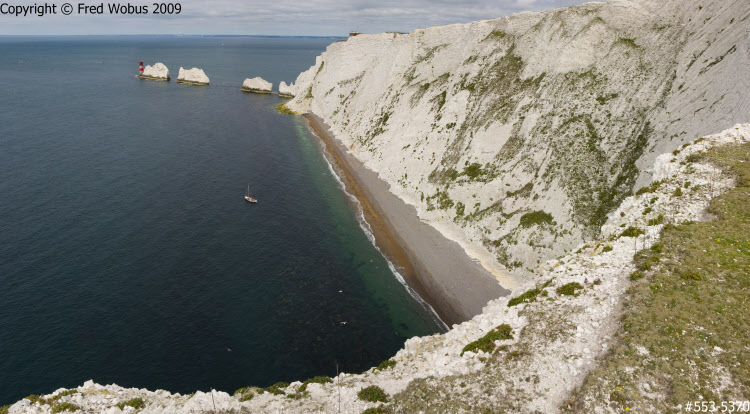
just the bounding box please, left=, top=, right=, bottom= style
left=0, top=35, right=442, bottom=405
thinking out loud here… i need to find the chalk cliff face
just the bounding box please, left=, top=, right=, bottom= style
left=141, top=62, right=169, bottom=79
left=242, top=77, right=272, bottom=92
left=177, top=67, right=210, bottom=84
left=287, top=0, right=750, bottom=280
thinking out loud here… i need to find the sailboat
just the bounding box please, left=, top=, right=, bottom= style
left=245, top=185, right=258, bottom=203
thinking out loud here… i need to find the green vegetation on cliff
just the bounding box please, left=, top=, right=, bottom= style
left=115, top=398, right=144, bottom=410
left=277, top=103, right=301, bottom=115
left=358, top=386, right=389, bottom=403
left=460, top=324, right=514, bottom=355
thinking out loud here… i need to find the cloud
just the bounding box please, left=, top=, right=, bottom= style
left=0, top=0, right=596, bottom=35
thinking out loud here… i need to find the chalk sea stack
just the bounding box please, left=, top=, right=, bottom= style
left=138, top=62, right=170, bottom=81
left=241, top=77, right=272, bottom=93
left=176, top=67, right=210, bottom=85
left=278, top=81, right=296, bottom=98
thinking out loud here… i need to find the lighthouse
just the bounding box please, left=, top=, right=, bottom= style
left=139, top=61, right=144, bottom=74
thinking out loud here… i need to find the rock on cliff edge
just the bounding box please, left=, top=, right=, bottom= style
left=177, top=67, right=210, bottom=85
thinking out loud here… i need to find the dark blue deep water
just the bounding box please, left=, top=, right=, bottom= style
left=0, top=36, right=441, bottom=405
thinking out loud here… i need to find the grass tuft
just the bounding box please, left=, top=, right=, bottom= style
left=507, top=279, right=552, bottom=307
left=519, top=210, right=554, bottom=227
left=619, top=226, right=645, bottom=238
left=556, top=282, right=583, bottom=296
left=305, top=376, right=332, bottom=385
left=234, top=387, right=257, bottom=401
left=24, top=395, right=46, bottom=405
left=116, top=398, right=144, bottom=410
left=461, top=324, right=514, bottom=356
left=362, top=407, right=391, bottom=414
left=298, top=375, right=333, bottom=393
left=46, top=390, right=79, bottom=405
left=647, top=214, right=664, bottom=226
left=483, top=30, right=508, bottom=41
left=616, top=37, right=640, bottom=48
left=635, top=180, right=663, bottom=196
left=357, top=386, right=389, bottom=403
left=374, top=359, right=397, bottom=372
left=51, top=402, right=80, bottom=413
left=263, top=382, right=289, bottom=396
left=629, top=271, right=644, bottom=281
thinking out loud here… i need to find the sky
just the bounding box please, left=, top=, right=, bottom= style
left=0, top=0, right=596, bottom=36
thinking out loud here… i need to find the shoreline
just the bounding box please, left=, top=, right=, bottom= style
left=241, top=87, right=272, bottom=94
left=176, top=79, right=209, bottom=86
left=302, top=113, right=509, bottom=327
left=136, top=75, right=169, bottom=81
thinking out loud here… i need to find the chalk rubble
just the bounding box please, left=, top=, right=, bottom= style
left=176, top=67, right=209, bottom=85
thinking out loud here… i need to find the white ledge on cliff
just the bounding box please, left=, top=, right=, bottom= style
left=138, top=62, right=170, bottom=81
left=278, top=81, right=295, bottom=98
left=241, top=77, right=272, bottom=93
left=176, top=67, right=209, bottom=85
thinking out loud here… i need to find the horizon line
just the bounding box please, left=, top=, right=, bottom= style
left=0, top=34, right=348, bottom=38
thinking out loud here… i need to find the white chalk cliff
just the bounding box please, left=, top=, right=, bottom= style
left=176, top=67, right=209, bottom=84
left=141, top=62, right=169, bottom=80
left=279, top=81, right=296, bottom=97
left=286, top=0, right=750, bottom=283
left=241, top=76, right=272, bottom=92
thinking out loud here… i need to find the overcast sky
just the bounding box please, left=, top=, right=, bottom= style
left=0, top=0, right=596, bottom=36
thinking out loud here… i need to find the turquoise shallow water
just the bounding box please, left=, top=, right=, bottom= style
left=0, top=36, right=441, bottom=405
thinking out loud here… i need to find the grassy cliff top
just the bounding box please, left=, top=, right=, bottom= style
left=568, top=142, right=750, bottom=412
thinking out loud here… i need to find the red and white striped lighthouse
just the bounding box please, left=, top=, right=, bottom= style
left=139, top=61, right=144, bottom=73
